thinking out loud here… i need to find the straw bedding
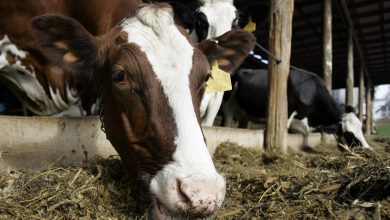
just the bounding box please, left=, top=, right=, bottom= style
left=1, top=136, right=389, bottom=219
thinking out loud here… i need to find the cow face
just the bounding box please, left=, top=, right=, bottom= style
left=340, top=112, right=371, bottom=148
left=193, top=0, right=238, bottom=42
left=31, top=4, right=255, bottom=218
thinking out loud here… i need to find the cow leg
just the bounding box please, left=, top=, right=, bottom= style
left=287, top=111, right=298, bottom=128
left=222, top=86, right=239, bottom=127
left=238, top=118, right=248, bottom=128
left=222, top=106, right=234, bottom=127
left=303, top=133, right=309, bottom=147
left=200, top=93, right=212, bottom=119
left=289, top=117, right=310, bottom=147
left=201, top=92, right=224, bottom=127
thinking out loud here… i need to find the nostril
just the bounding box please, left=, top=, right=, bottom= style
left=173, top=178, right=224, bottom=215
left=175, top=179, right=191, bottom=204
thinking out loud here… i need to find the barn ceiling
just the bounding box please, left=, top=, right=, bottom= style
left=253, top=0, right=390, bottom=89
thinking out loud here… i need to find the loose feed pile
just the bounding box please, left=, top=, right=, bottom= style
left=0, top=156, right=151, bottom=219
left=214, top=136, right=390, bottom=219
left=0, top=136, right=389, bottom=219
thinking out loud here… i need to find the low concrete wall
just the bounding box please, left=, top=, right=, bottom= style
left=0, top=116, right=329, bottom=171
left=204, top=126, right=323, bottom=154
left=203, top=126, right=263, bottom=155
left=0, top=116, right=114, bottom=171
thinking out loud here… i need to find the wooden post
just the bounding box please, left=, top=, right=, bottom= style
left=338, top=0, right=373, bottom=105
left=265, top=0, right=294, bottom=153
left=323, top=0, right=332, bottom=93
left=346, top=30, right=354, bottom=107
left=358, top=64, right=365, bottom=122
left=370, top=88, right=375, bottom=134
left=365, top=83, right=372, bottom=135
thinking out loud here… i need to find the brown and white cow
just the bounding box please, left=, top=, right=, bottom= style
left=0, top=1, right=255, bottom=218
left=0, top=0, right=141, bottom=115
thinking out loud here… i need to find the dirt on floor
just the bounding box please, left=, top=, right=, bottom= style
left=0, top=135, right=389, bottom=219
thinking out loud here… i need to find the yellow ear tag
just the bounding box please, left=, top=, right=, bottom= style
left=244, top=16, right=256, bottom=32
left=205, top=60, right=232, bottom=93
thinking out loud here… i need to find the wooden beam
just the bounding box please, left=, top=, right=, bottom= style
left=379, top=0, right=389, bottom=82
left=353, top=0, right=382, bottom=8
left=346, top=30, right=354, bottom=106
left=350, top=4, right=390, bottom=18
left=357, top=17, right=390, bottom=31
left=265, top=0, right=294, bottom=153
left=294, top=2, right=390, bottom=23
left=323, top=0, right=333, bottom=92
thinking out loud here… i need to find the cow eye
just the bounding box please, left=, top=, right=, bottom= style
left=112, top=70, right=126, bottom=82
left=232, top=18, right=240, bottom=29
left=194, top=12, right=208, bottom=27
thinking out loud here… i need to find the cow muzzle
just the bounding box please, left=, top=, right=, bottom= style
left=150, top=174, right=226, bottom=219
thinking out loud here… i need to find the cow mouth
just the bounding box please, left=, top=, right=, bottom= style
left=152, top=197, right=181, bottom=220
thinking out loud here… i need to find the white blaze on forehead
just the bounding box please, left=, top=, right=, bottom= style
left=121, top=5, right=220, bottom=202
left=0, top=35, right=79, bottom=115
left=199, top=0, right=236, bottom=39
left=341, top=113, right=371, bottom=148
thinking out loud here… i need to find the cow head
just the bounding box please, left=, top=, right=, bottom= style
left=192, top=0, right=239, bottom=42
left=30, top=3, right=255, bottom=218
left=234, top=0, right=269, bottom=30
left=339, top=106, right=371, bottom=148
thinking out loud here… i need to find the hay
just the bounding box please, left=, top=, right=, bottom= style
left=0, top=156, right=151, bottom=219
left=213, top=137, right=390, bottom=219
left=0, top=136, right=389, bottom=219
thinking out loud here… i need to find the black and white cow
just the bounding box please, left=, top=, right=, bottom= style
left=194, top=0, right=269, bottom=126
left=223, top=68, right=371, bottom=148
left=193, top=0, right=242, bottom=126
left=234, top=0, right=269, bottom=30
left=149, top=0, right=239, bottom=42
left=149, top=0, right=242, bottom=126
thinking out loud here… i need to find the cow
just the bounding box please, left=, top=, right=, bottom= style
left=146, top=0, right=242, bottom=126
left=192, top=0, right=242, bottom=127
left=196, top=0, right=270, bottom=127
left=234, top=0, right=269, bottom=30
left=150, top=0, right=240, bottom=42
left=223, top=68, right=371, bottom=148
left=0, top=1, right=255, bottom=218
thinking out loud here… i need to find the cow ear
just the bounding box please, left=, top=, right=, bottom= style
left=198, top=29, right=255, bottom=72
left=30, top=15, right=99, bottom=73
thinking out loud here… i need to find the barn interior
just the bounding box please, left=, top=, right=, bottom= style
left=249, top=0, right=389, bottom=89
left=1, top=0, right=389, bottom=114
left=0, top=0, right=389, bottom=219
